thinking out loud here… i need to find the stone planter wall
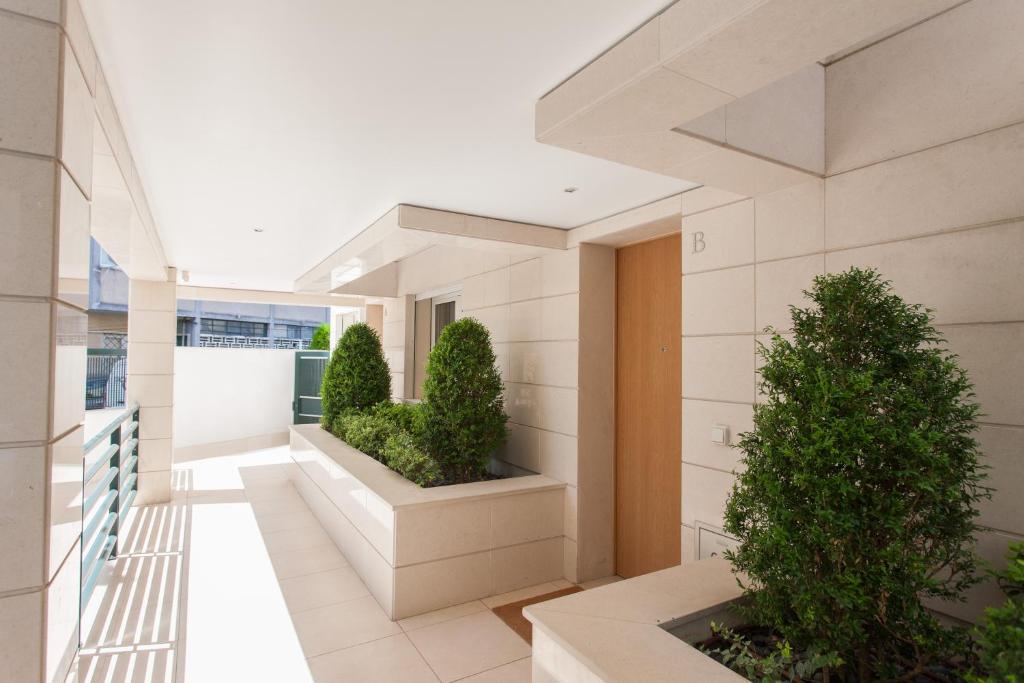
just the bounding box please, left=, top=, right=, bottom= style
left=526, top=559, right=745, bottom=682
left=289, top=424, right=567, bottom=619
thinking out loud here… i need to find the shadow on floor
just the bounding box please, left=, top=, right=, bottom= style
left=76, top=456, right=314, bottom=683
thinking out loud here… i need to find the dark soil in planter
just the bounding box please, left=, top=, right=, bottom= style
left=695, top=624, right=971, bottom=683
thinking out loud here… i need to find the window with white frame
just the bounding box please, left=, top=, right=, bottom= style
left=413, top=287, right=462, bottom=398
left=430, top=292, right=458, bottom=345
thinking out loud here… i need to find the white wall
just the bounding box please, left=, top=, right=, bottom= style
left=173, top=347, right=295, bottom=451
left=330, top=306, right=361, bottom=350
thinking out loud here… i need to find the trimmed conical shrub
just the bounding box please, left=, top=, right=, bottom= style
left=320, top=323, right=390, bottom=427
left=420, top=317, right=507, bottom=483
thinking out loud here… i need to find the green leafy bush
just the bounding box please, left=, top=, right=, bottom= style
left=371, top=401, right=423, bottom=436
left=382, top=432, right=441, bottom=487
left=318, top=319, right=506, bottom=488
left=309, top=323, right=330, bottom=350
left=320, top=323, right=391, bottom=427
left=703, top=622, right=842, bottom=682
left=329, top=410, right=357, bottom=441
left=724, top=267, right=987, bottom=680
left=338, top=413, right=394, bottom=462
left=420, top=318, right=508, bottom=483
left=972, top=542, right=1024, bottom=682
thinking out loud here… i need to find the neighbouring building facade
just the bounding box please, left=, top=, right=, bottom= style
left=87, top=238, right=328, bottom=350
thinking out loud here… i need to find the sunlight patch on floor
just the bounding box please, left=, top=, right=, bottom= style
left=180, top=500, right=311, bottom=682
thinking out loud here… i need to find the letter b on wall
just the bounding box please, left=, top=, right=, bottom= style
left=692, top=231, right=706, bottom=254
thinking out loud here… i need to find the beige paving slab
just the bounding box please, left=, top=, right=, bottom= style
left=481, top=581, right=567, bottom=609
left=255, top=508, right=322, bottom=534
left=269, top=543, right=350, bottom=581
left=291, top=595, right=402, bottom=658
left=249, top=492, right=313, bottom=518
left=405, top=610, right=531, bottom=682
left=398, top=600, right=489, bottom=632
left=460, top=657, right=531, bottom=682
left=307, top=633, right=439, bottom=683
left=280, top=566, right=370, bottom=614
left=244, top=481, right=299, bottom=502
left=262, top=525, right=333, bottom=554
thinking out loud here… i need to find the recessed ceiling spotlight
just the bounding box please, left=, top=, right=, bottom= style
left=253, top=227, right=264, bottom=233
left=563, top=186, right=578, bottom=194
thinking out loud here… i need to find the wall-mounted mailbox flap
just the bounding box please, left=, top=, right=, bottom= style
left=696, top=521, right=739, bottom=561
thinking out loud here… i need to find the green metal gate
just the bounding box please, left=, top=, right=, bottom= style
left=293, top=350, right=329, bottom=423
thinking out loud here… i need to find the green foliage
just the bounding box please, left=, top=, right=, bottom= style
left=971, top=542, right=1024, bottom=683
left=326, top=402, right=439, bottom=488
left=319, top=319, right=507, bottom=488
left=703, top=622, right=842, bottom=683
left=382, top=432, right=441, bottom=488
left=309, top=323, right=331, bottom=350
left=993, top=541, right=1024, bottom=603
left=337, top=413, right=393, bottom=462
left=371, top=401, right=423, bottom=437
left=320, top=323, right=390, bottom=427
left=724, top=267, right=987, bottom=679
left=329, top=409, right=357, bottom=441
left=420, top=318, right=508, bottom=483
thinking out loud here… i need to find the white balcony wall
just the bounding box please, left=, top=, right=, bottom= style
left=173, top=347, right=294, bottom=458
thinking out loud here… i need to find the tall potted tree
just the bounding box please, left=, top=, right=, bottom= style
left=724, top=267, right=988, bottom=680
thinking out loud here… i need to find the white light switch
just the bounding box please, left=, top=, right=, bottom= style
left=710, top=425, right=729, bottom=445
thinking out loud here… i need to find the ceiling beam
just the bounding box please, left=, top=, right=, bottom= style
left=295, top=204, right=566, bottom=294
left=177, top=285, right=362, bottom=308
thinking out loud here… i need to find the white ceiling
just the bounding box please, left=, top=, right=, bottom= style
left=82, top=0, right=695, bottom=291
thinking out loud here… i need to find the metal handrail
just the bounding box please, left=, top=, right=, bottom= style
left=84, top=443, right=119, bottom=482
left=82, top=490, right=117, bottom=545
left=80, top=402, right=141, bottom=616
left=82, top=467, right=119, bottom=513
left=83, top=403, right=140, bottom=453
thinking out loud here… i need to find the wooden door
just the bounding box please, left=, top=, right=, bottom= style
left=615, top=234, right=682, bottom=577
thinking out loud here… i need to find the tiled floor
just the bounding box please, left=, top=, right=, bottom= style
left=71, top=443, right=574, bottom=682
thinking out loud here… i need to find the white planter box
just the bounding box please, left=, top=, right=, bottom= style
left=289, top=424, right=567, bottom=620
left=525, top=559, right=745, bottom=682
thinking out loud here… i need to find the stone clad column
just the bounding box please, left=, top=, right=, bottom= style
left=126, top=273, right=177, bottom=504
left=0, top=3, right=94, bottom=681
